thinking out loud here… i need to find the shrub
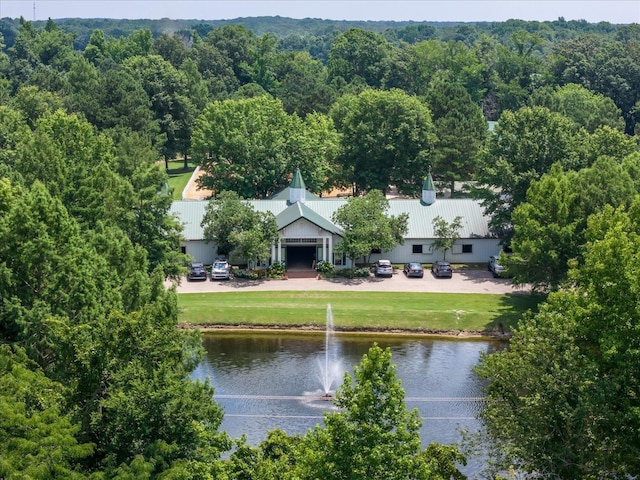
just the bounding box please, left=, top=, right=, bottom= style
left=335, top=267, right=371, bottom=279
left=233, top=269, right=263, bottom=280
left=268, top=261, right=286, bottom=278
left=316, top=261, right=335, bottom=275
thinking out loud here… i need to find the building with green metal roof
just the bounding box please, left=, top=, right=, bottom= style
left=170, top=170, right=502, bottom=269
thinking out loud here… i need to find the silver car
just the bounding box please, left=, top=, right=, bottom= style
left=374, top=259, right=393, bottom=277
left=211, top=260, right=231, bottom=280
left=488, top=255, right=507, bottom=278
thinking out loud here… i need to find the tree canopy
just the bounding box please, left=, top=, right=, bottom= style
left=331, top=190, right=409, bottom=266
left=296, top=344, right=466, bottom=479
left=201, top=190, right=279, bottom=267
left=193, top=96, right=336, bottom=198
left=0, top=15, right=639, bottom=478
left=331, top=88, right=435, bottom=196
left=477, top=198, right=640, bottom=477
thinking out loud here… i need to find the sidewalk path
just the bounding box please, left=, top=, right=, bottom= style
left=183, top=167, right=213, bottom=200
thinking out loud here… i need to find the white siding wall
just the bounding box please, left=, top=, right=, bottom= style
left=184, top=241, right=218, bottom=265
left=364, top=238, right=502, bottom=265
left=281, top=218, right=325, bottom=237
left=184, top=237, right=503, bottom=267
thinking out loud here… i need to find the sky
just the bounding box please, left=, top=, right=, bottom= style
left=0, top=0, right=638, bottom=24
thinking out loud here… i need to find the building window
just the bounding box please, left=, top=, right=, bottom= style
left=370, top=248, right=381, bottom=254
left=462, top=244, right=473, bottom=253
left=413, top=244, right=433, bottom=254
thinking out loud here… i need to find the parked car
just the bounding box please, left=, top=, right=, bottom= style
left=187, top=261, right=208, bottom=281
left=211, top=259, right=231, bottom=280
left=488, top=255, right=508, bottom=278
left=373, top=259, right=394, bottom=277
left=431, top=261, right=453, bottom=278
left=403, top=262, right=424, bottom=278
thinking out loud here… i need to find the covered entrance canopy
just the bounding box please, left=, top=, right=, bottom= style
left=271, top=201, right=343, bottom=269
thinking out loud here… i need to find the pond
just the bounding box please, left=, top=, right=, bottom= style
left=192, top=331, right=505, bottom=476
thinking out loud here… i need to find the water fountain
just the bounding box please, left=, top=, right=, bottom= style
left=316, top=304, right=343, bottom=398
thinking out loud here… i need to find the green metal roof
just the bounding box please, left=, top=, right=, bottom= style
left=275, top=201, right=343, bottom=235
left=170, top=197, right=493, bottom=241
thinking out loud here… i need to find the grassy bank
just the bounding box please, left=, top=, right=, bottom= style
left=177, top=291, right=543, bottom=334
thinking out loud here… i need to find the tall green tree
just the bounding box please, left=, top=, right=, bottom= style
left=193, top=96, right=307, bottom=198
left=0, top=345, right=93, bottom=479
left=296, top=344, right=466, bottom=479
left=272, top=50, right=336, bottom=117
left=331, top=88, right=435, bottom=196
left=11, top=85, right=63, bottom=128
left=551, top=36, right=640, bottom=134
left=327, top=28, right=391, bottom=89
left=546, top=83, right=626, bottom=133
left=332, top=190, right=408, bottom=266
left=287, top=112, right=340, bottom=194
left=476, top=199, right=640, bottom=478
left=204, top=24, right=257, bottom=86
left=0, top=179, right=231, bottom=476
left=63, top=56, right=101, bottom=121
left=0, top=180, right=117, bottom=345
left=506, top=164, right=580, bottom=291
left=202, top=191, right=254, bottom=257
left=385, top=39, right=487, bottom=103
left=493, top=30, right=546, bottom=113
left=190, top=32, right=239, bottom=98
left=0, top=105, right=30, bottom=166
left=475, top=105, right=582, bottom=240
left=152, top=32, right=188, bottom=68
left=425, top=72, right=487, bottom=195
left=123, top=54, right=196, bottom=162
left=508, top=154, right=638, bottom=291
left=93, top=68, right=158, bottom=139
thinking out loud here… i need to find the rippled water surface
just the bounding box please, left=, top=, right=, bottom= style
left=193, top=332, right=504, bottom=476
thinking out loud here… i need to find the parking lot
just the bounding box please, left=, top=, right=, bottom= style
left=169, top=268, right=528, bottom=295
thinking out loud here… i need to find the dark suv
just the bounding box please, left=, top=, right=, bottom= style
left=187, top=262, right=208, bottom=281
left=431, top=261, right=453, bottom=278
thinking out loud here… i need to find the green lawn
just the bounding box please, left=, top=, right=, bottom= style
left=177, top=291, right=543, bottom=334
left=166, top=160, right=198, bottom=200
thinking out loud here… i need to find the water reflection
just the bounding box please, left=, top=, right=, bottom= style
left=193, top=332, right=504, bottom=477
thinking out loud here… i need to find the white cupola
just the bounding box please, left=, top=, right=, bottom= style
left=289, top=168, right=306, bottom=204
left=421, top=169, right=436, bottom=205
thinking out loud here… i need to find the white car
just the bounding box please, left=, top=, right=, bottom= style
left=211, top=260, right=231, bottom=280
left=488, top=255, right=506, bottom=278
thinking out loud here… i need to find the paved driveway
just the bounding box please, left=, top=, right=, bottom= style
left=169, top=268, right=528, bottom=295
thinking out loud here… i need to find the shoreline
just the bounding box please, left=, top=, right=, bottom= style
left=180, top=323, right=512, bottom=340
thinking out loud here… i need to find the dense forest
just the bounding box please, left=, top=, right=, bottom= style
left=0, top=15, right=639, bottom=478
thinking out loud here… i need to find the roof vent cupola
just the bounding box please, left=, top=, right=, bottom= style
left=289, top=168, right=306, bottom=204
left=421, top=168, right=436, bottom=206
